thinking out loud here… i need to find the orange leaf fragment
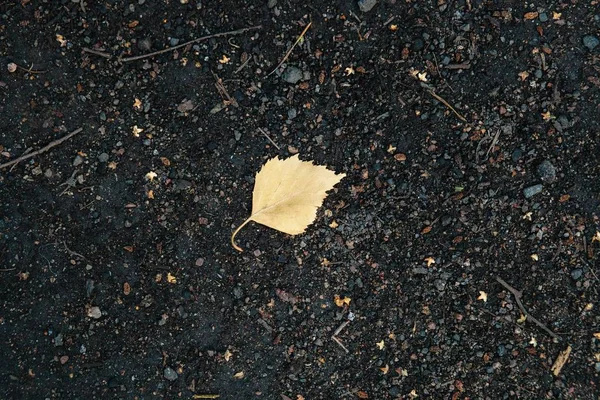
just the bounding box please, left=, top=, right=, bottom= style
left=524, top=11, right=539, bottom=20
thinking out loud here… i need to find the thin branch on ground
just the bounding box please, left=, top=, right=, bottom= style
left=267, top=21, right=312, bottom=77
left=118, top=25, right=262, bottom=63
left=0, top=128, right=83, bottom=170
left=495, top=276, right=559, bottom=340
left=10, top=62, right=47, bottom=74
left=257, top=128, right=281, bottom=150
left=428, top=90, right=467, bottom=122
left=82, top=47, right=112, bottom=59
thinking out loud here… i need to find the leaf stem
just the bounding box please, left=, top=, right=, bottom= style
left=231, top=217, right=252, bottom=252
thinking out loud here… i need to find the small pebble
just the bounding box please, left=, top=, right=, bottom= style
left=583, top=35, right=599, bottom=50
left=497, top=344, right=506, bottom=357
left=413, top=38, right=425, bottom=51
left=358, top=0, right=377, bottom=12
left=87, top=306, right=102, bottom=319
left=73, top=155, right=84, bottom=166
left=538, top=12, right=548, bottom=22
left=164, top=367, right=178, bottom=381
left=282, top=66, right=303, bottom=84
left=537, top=160, right=556, bottom=182
left=571, top=268, right=583, bottom=280
left=511, top=148, right=523, bottom=162
left=138, top=38, right=152, bottom=51
left=523, top=184, right=543, bottom=198
left=98, top=153, right=109, bottom=162
left=434, top=279, right=446, bottom=291
left=267, top=0, right=277, bottom=8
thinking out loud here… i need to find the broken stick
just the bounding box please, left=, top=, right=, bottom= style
left=495, top=276, right=559, bottom=340
left=0, top=128, right=83, bottom=170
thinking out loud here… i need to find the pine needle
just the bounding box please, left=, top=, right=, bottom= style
left=267, top=22, right=312, bottom=77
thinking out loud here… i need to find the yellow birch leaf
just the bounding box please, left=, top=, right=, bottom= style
left=231, top=155, right=345, bottom=251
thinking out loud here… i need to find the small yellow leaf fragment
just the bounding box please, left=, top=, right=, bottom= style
left=592, top=231, right=600, bottom=243
left=517, top=313, right=527, bottom=323
left=389, top=24, right=398, bottom=31
left=585, top=303, right=594, bottom=311
left=409, top=389, right=418, bottom=399
left=167, top=273, right=177, bottom=284
left=522, top=212, right=533, bottom=221
left=219, top=55, right=230, bottom=64
left=518, top=71, right=529, bottom=81
left=329, top=220, right=339, bottom=229
left=132, top=125, right=144, bottom=137
left=108, top=161, right=118, bottom=170
left=531, top=254, right=539, bottom=261
left=233, top=371, right=244, bottom=379
left=424, top=257, right=435, bottom=267
left=224, top=349, right=233, bottom=361
left=321, top=258, right=331, bottom=267
left=387, top=144, right=397, bottom=154
left=477, top=291, right=488, bottom=302
left=551, top=345, right=572, bottom=376
left=542, top=111, right=554, bottom=121
left=552, top=11, right=561, bottom=20
left=334, top=294, right=351, bottom=307
left=56, top=34, right=67, bottom=47
left=145, top=171, right=157, bottom=181
left=133, top=98, right=143, bottom=110
left=593, top=333, right=600, bottom=340
left=344, top=66, right=355, bottom=75
left=529, top=337, right=537, bottom=347
left=376, top=339, right=385, bottom=350
left=380, top=364, right=389, bottom=374
left=147, top=190, right=154, bottom=199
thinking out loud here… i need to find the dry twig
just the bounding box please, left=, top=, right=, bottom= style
left=428, top=90, right=467, bottom=122
left=0, top=128, right=83, bottom=170
left=267, top=22, right=312, bottom=77
left=257, top=128, right=280, bottom=150
left=120, top=26, right=262, bottom=63
left=84, top=26, right=262, bottom=63
left=495, top=276, right=559, bottom=340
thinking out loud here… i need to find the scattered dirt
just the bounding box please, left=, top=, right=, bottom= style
left=1, top=1, right=599, bottom=399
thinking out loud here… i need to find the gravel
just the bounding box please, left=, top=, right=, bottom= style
left=282, top=66, right=303, bottom=84
left=523, top=184, right=543, bottom=198
left=583, top=35, right=599, bottom=50
left=537, top=160, right=556, bottom=182
left=164, top=367, right=178, bottom=381
left=358, top=0, right=377, bottom=12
